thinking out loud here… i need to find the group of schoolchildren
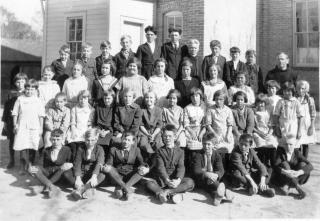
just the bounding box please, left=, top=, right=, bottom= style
left=2, top=26, right=315, bottom=206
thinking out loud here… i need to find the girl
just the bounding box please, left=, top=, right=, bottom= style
left=44, top=92, right=70, bottom=148
left=12, top=79, right=45, bottom=174
left=296, top=80, right=316, bottom=158
left=201, top=64, right=228, bottom=107
left=67, top=90, right=95, bottom=159
left=231, top=91, right=255, bottom=143
left=139, top=91, right=163, bottom=159
left=228, top=72, right=255, bottom=106
left=245, top=49, right=264, bottom=94
left=62, top=60, right=89, bottom=107
left=162, top=89, right=186, bottom=147
left=148, top=58, right=175, bottom=107
left=115, top=57, right=149, bottom=106
left=174, top=59, right=200, bottom=108
left=253, top=94, right=278, bottom=168
left=206, top=90, right=234, bottom=154
left=274, top=82, right=303, bottom=149
left=184, top=87, right=207, bottom=150
left=91, top=59, right=117, bottom=105
left=265, top=80, right=281, bottom=115
left=95, top=89, right=116, bottom=154
left=38, top=65, right=60, bottom=110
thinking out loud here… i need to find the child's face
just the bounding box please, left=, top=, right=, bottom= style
left=256, top=101, right=265, bottom=112
left=239, top=139, right=251, bottom=154
left=182, top=66, right=191, bottom=79
left=246, top=54, right=256, bottom=64
left=15, top=79, right=26, bottom=92
left=103, top=94, right=114, bottom=106
left=55, top=97, right=66, bottom=109
left=127, top=63, right=138, bottom=75
left=236, top=74, right=245, bottom=86
left=188, top=44, right=199, bottom=57
left=203, top=140, right=217, bottom=155
left=168, top=93, right=178, bottom=107
left=146, top=31, right=156, bottom=43
left=283, top=89, right=293, bottom=99
left=72, top=64, right=82, bottom=78
left=231, top=52, right=240, bottom=61
left=162, top=130, right=175, bottom=147
left=215, top=95, right=225, bottom=108
left=267, top=86, right=277, bottom=96
left=101, top=63, right=111, bottom=76
left=50, top=136, right=63, bottom=148
left=145, top=93, right=155, bottom=107
left=59, top=51, right=69, bottom=61
left=236, top=95, right=245, bottom=109
left=121, top=135, right=134, bottom=149
left=121, top=38, right=132, bottom=51
left=85, top=135, right=98, bottom=149
left=285, top=138, right=296, bottom=153
left=123, top=92, right=134, bottom=105
left=42, top=69, right=54, bottom=81
left=155, top=62, right=166, bottom=76
left=209, top=66, right=218, bottom=79
left=210, top=45, right=220, bottom=56
left=191, top=93, right=201, bottom=106
left=298, top=84, right=307, bottom=97
left=100, top=46, right=111, bottom=56
left=79, top=95, right=89, bottom=107
left=82, top=47, right=92, bottom=58
left=169, top=31, right=181, bottom=43
left=25, top=86, right=37, bottom=97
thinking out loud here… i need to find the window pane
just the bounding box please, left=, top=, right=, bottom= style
left=308, top=1, right=318, bottom=17
left=296, top=17, right=307, bottom=32
left=77, top=42, right=82, bottom=53
left=76, top=52, right=82, bottom=59
left=168, top=16, right=174, bottom=29
left=69, top=29, right=75, bottom=41
left=309, top=33, right=319, bottom=47
left=70, top=53, right=76, bottom=61
left=69, top=42, right=76, bottom=53
left=69, top=19, right=75, bottom=30
left=77, top=19, right=83, bottom=29
left=309, top=16, right=319, bottom=32
left=297, top=33, right=308, bottom=48
left=175, top=16, right=182, bottom=29
left=76, top=29, right=82, bottom=41
left=296, top=2, right=307, bottom=32
left=297, top=47, right=319, bottom=64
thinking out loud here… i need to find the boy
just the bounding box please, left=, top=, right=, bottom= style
left=95, top=40, right=113, bottom=77
left=28, top=129, right=73, bottom=198
left=113, top=35, right=136, bottom=79
left=190, top=133, right=234, bottom=206
left=274, top=135, right=313, bottom=199
left=101, top=131, right=149, bottom=200
left=202, top=40, right=226, bottom=81
left=245, top=49, right=264, bottom=94
left=136, top=26, right=161, bottom=79
left=79, top=43, right=98, bottom=86
left=224, top=47, right=247, bottom=88
left=145, top=124, right=195, bottom=204
left=229, top=134, right=275, bottom=197
left=160, top=28, right=188, bottom=80
left=2, top=73, right=28, bottom=169
left=51, top=45, right=74, bottom=90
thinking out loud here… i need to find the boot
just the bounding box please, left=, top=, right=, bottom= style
left=296, top=184, right=306, bottom=199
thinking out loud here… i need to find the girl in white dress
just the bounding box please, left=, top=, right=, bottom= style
left=12, top=79, right=45, bottom=174
left=296, top=80, right=316, bottom=158
left=265, top=80, right=281, bottom=116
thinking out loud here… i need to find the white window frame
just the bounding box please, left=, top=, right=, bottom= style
left=64, top=11, right=87, bottom=60
left=293, top=0, right=319, bottom=67
left=163, top=11, right=183, bottom=42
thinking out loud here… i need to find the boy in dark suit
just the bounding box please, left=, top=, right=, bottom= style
left=274, top=135, right=313, bottom=199
left=95, top=40, right=113, bottom=77
left=160, top=28, right=188, bottom=80
left=202, top=40, right=226, bottom=81
left=229, top=134, right=275, bottom=197
left=145, top=124, right=195, bottom=204
left=28, top=129, right=73, bottom=198
left=79, top=42, right=98, bottom=88
left=101, top=131, right=149, bottom=200
left=224, top=47, right=247, bottom=88
left=190, top=133, right=234, bottom=206
left=51, top=45, right=74, bottom=89
left=136, top=26, right=161, bottom=80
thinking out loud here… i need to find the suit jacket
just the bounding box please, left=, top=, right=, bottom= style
left=174, top=78, right=200, bottom=108
left=42, top=146, right=72, bottom=172
left=190, top=150, right=224, bottom=182
left=160, top=42, right=188, bottom=80
left=106, top=146, right=145, bottom=175
left=178, top=55, right=203, bottom=81
left=274, top=147, right=313, bottom=175
left=201, top=54, right=226, bottom=81
left=114, top=103, right=142, bottom=135
left=113, top=50, right=136, bottom=79
left=231, top=106, right=255, bottom=134
left=224, top=60, right=247, bottom=88
left=141, top=106, right=163, bottom=132
left=74, top=144, right=105, bottom=176
left=136, top=42, right=161, bottom=79
left=95, top=54, right=113, bottom=77
left=51, top=59, right=74, bottom=90
left=79, top=57, right=98, bottom=81
left=230, top=146, right=268, bottom=177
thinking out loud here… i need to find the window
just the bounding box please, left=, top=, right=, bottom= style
left=67, top=16, right=84, bottom=60
left=294, top=0, right=319, bottom=67
left=163, top=11, right=183, bottom=42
